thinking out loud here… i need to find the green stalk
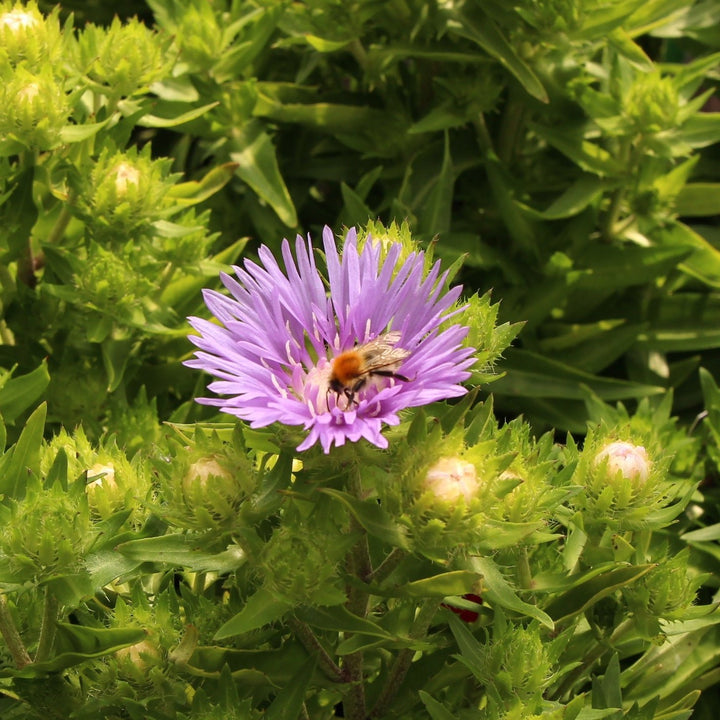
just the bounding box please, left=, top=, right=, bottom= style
left=288, top=617, right=343, bottom=683
left=554, top=617, right=635, bottom=700
left=368, top=599, right=439, bottom=718
left=516, top=546, right=534, bottom=592
left=0, top=593, right=32, bottom=668
left=46, top=205, right=73, bottom=245
left=34, top=587, right=59, bottom=663
left=341, top=462, right=372, bottom=720
left=367, top=547, right=407, bottom=585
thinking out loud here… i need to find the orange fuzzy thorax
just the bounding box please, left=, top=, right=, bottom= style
left=331, top=351, right=364, bottom=383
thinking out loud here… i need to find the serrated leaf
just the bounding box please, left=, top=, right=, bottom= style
left=214, top=588, right=292, bottom=639
left=116, top=534, right=247, bottom=573
left=469, top=556, right=554, bottom=628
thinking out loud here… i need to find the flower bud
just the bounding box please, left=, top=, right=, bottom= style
left=594, top=441, right=650, bottom=485
left=423, top=457, right=479, bottom=505
left=85, top=463, right=121, bottom=517
left=113, top=162, right=141, bottom=196
left=115, top=636, right=162, bottom=682
left=0, top=67, right=68, bottom=150
left=0, top=3, right=62, bottom=69
left=72, top=147, right=175, bottom=241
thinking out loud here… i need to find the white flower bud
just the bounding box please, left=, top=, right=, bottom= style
left=423, top=457, right=479, bottom=504
left=86, top=463, right=117, bottom=491
left=113, top=162, right=141, bottom=196
left=0, top=9, right=38, bottom=32
left=594, top=441, right=650, bottom=484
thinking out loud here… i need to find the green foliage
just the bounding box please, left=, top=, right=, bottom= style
left=1, top=1, right=720, bottom=719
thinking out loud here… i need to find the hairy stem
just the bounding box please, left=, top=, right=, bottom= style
left=554, top=617, right=635, bottom=700
left=35, top=587, right=59, bottom=663
left=288, top=617, right=343, bottom=683
left=369, top=599, right=439, bottom=718
left=0, top=593, right=32, bottom=668
left=367, top=547, right=407, bottom=585
left=341, top=463, right=372, bottom=720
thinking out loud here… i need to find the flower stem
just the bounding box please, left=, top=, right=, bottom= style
left=341, top=462, right=372, bottom=720
left=554, top=617, right=635, bottom=700
left=0, top=593, right=32, bottom=668
left=288, top=616, right=343, bottom=683
left=35, top=587, right=59, bottom=663
left=367, top=547, right=406, bottom=585
left=516, top=546, right=534, bottom=592
left=46, top=205, right=73, bottom=245
left=368, top=599, right=439, bottom=718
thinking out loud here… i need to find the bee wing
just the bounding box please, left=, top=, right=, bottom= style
left=360, top=334, right=410, bottom=371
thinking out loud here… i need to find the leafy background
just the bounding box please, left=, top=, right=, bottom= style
left=2, top=0, right=720, bottom=718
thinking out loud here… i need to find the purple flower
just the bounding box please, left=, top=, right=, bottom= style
left=186, top=226, right=475, bottom=453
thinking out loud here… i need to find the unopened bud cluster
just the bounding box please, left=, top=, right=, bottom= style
left=72, top=148, right=177, bottom=241
left=570, top=432, right=670, bottom=529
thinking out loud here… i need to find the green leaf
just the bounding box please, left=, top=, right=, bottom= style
left=160, top=237, right=247, bottom=313
left=304, top=35, right=350, bottom=52
left=419, top=691, right=458, bottom=720
left=676, top=113, right=720, bottom=149
left=447, top=612, right=489, bottom=678
left=621, top=625, right=720, bottom=705
left=531, top=123, right=622, bottom=176
left=167, top=162, right=238, bottom=205
left=0, top=361, right=50, bottom=424
left=655, top=221, right=720, bottom=288
left=592, top=653, right=622, bottom=709
left=469, top=557, right=554, bottom=629
left=229, top=119, right=297, bottom=227
left=676, top=183, right=720, bottom=217
left=101, top=336, right=132, bottom=392
left=1, top=625, right=146, bottom=677
left=138, top=101, right=219, bottom=128
left=116, top=534, right=247, bottom=573
left=491, top=348, right=664, bottom=401
left=520, top=175, right=608, bottom=220
left=543, top=564, right=655, bottom=622
left=214, top=588, right=292, bottom=640
left=573, top=244, right=690, bottom=291
left=264, top=656, right=316, bottom=720
left=295, top=605, right=393, bottom=638
left=319, top=488, right=409, bottom=549
left=447, top=8, right=548, bottom=103
left=58, top=120, right=109, bottom=143
left=340, top=182, right=372, bottom=226
left=2, top=167, right=37, bottom=262
left=0, top=403, right=46, bottom=499
left=636, top=292, right=720, bottom=351
left=398, top=571, right=482, bottom=600
left=419, top=132, right=454, bottom=234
